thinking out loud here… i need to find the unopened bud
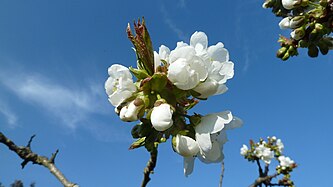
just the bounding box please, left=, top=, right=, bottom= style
left=290, top=27, right=305, bottom=40
left=277, top=47, right=288, bottom=58
left=290, top=16, right=305, bottom=29
left=308, top=44, right=319, bottom=57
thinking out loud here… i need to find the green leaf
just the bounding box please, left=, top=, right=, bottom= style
left=129, top=137, right=146, bottom=150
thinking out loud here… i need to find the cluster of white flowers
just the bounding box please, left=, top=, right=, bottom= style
left=173, top=113, right=242, bottom=176
left=105, top=29, right=241, bottom=177
left=155, top=31, right=234, bottom=98
left=241, top=136, right=296, bottom=172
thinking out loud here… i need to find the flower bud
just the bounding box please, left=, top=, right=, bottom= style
left=279, top=17, right=291, bottom=30
left=119, top=99, right=144, bottom=122
left=290, top=16, right=305, bottom=29
left=277, top=47, right=288, bottom=58
left=281, top=0, right=301, bottom=10
left=172, top=134, right=200, bottom=157
left=290, top=27, right=305, bottom=40
left=151, top=103, right=174, bottom=131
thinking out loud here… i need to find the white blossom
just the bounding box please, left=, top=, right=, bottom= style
left=290, top=29, right=304, bottom=40
left=167, top=43, right=208, bottom=90
left=183, top=115, right=242, bottom=176
left=119, top=100, right=143, bottom=122
left=240, top=144, right=248, bottom=156
left=191, top=32, right=234, bottom=98
left=151, top=103, right=174, bottom=131
left=173, top=134, right=200, bottom=157
left=195, top=111, right=233, bottom=154
left=254, top=144, right=274, bottom=164
left=278, top=156, right=294, bottom=168
left=105, top=64, right=136, bottom=107
left=282, top=0, right=301, bottom=10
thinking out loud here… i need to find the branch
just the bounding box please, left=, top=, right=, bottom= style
left=249, top=173, right=279, bottom=187
left=219, top=160, right=225, bottom=187
left=141, top=148, right=158, bottom=187
left=0, top=132, right=79, bottom=187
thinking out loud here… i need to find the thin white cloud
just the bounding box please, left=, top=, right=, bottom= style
left=0, top=101, right=18, bottom=128
left=0, top=70, right=108, bottom=130
left=160, top=4, right=188, bottom=41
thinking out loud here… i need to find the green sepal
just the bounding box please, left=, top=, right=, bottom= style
left=129, top=137, right=146, bottom=150
left=129, top=67, right=149, bottom=80
left=150, top=73, right=168, bottom=92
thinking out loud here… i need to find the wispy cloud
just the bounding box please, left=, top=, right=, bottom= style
left=0, top=69, right=108, bottom=130
left=160, top=4, right=188, bottom=41
left=0, top=101, right=18, bottom=128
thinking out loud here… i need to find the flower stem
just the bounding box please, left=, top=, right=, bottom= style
left=141, top=148, right=158, bottom=187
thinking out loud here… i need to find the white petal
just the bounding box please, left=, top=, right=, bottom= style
left=184, top=156, right=195, bottom=177
left=154, top=51, right=161, bottom=71
left=279, top=17, right=291, bottom=29
left=190, top=31, right=208, bottom=53
left=169, top=46, right=195, bottom=63
left=207, top=42, right=229, bottom=62
left=174, top=135, right=200, bottom=157
left=191, top=57, right=208, bottom=81
left=151, top=104, right=173, bottom=131
left=195, top=111, right=233, bottom=135
left=105, top=77, right=116, bottom=96
left=193, top=79, right=219, bottom=99
left=224, top=116, right=243, bottom=130
left=218, top=61, right=234, bottom=84
left=167, top=58, right=200, bottom=90
left=159, top=45, right=170, bottom=61
left=108, top=64, right=132, bottom=79
left=108, top=90, right=133, bottom=107
left=198, top=143, right=224, bottom=164
left=195, top=133, right=212, bottom=152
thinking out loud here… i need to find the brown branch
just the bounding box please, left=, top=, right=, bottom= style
left=249, top=173, right=279, bottom=187
left=0, top=132, right=79, bottom=187
left=141, top=148, right=158, bottom=187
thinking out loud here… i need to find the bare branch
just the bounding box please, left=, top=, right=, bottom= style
left=249, top=173, right=279, bottom=187
left=219, top=161, right=225, bottom=187
left=141, top=149, right=158, bottom=187
left=0, top=132, right=79, bottom=187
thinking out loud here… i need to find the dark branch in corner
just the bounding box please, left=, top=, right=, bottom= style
left=0, top=132, right=79, bottom=187
left=141, top=149, right=158, bottom=187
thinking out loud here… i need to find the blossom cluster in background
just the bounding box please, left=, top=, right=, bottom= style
left=241, top=136, right=297, bottom=186
left=104, top=19, right=242, bottom=177
left=263, top=0, right=333, bottom=60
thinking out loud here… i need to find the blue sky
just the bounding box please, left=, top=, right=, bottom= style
left=1, top=0, right=333, bottom=186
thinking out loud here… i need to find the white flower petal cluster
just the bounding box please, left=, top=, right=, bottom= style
left=240, top=144, right=249, bottom=156
left=282, top=0, right=301, bottom=10
left=178, top=113, right=242, bottom=176
left=278, top=156, right=295, bottom=169
left=105, top=64, right=137, bottom=107
left=151, top=103, right=174, bottom=131
left=254, top=144, right=274, bottom=164
left=154, top=31, right=234, bottom=98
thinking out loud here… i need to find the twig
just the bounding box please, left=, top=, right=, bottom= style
left=219, top=160, right=225, bottom=187
left=249, top=173, right=279, bottom=187
left=141, top=148, right=158, bottom=187
left=0, top=132, right=79, bottom=187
